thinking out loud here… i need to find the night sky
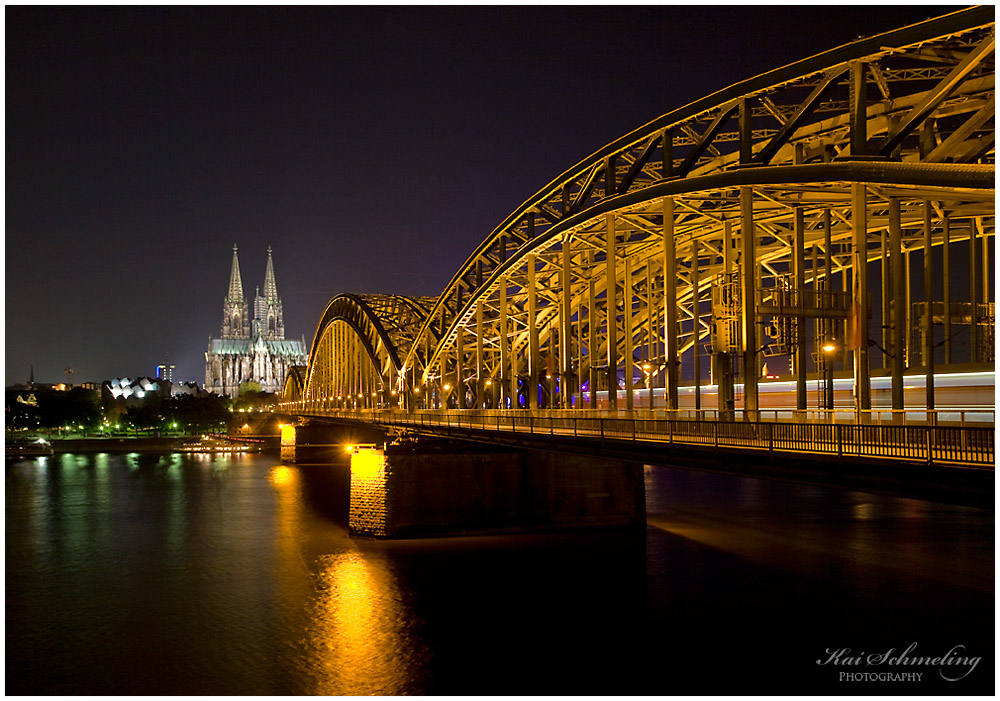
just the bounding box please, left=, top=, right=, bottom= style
left=6, top=6, right=958, bottom=385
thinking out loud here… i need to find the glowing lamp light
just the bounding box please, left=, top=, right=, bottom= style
left=823, top=343, right=837, bottom=353
left=351, top=449, right=384, bottom=482
left=444, top=384, right=451, bottom=391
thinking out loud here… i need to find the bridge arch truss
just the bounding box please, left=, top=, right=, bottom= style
left=290, top=8, right=995, bottom=420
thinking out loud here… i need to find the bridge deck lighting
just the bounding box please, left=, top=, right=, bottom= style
left=822, top=343, right=837, bottom=353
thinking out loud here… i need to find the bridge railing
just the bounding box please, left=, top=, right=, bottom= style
left=282, top=400, right=995, bottom=427
left=285, top=406, right=995, bottom=468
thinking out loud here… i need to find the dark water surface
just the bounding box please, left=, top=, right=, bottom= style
left=6, top=451, right=993, bottom=695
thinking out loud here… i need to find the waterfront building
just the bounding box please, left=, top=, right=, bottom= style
left=205, top=246, right=307, bottom=397
left=155, top=364, right=174, bottom=382
left=102, top=376, right=171, bottom=405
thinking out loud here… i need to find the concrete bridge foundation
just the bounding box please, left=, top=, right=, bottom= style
left=349, top=443, right=645, bottom=538
left=284, top=421, right=645, bottom=538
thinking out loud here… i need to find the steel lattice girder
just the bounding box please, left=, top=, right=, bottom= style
left=300, top=294, right=434, bottom=400
left=298, top=8, right=995, bottom=409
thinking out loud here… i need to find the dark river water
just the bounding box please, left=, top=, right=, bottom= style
left=5, top=450, right=993, bottom=695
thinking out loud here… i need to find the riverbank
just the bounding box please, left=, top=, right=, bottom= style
left=35, top=435, right=280, bottom=453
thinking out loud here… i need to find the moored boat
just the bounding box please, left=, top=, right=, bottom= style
left=6, top=438, right=54, bottom=457
left=178, top=436, right=262, bottom=454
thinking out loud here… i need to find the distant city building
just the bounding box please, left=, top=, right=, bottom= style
left=102, top=377, right=171, bottom=405
left=205, top=246, right=307, bottom=397
left=171, top=381, right=200, bottom=397
left=155, top=364, right=175, bottom=382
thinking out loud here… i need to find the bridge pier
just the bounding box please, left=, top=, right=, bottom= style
left=348, top=440, right=645, bottom=539
left=280, top=419, right=388, bottom=463
left=281, top=422, right=645, bottom=538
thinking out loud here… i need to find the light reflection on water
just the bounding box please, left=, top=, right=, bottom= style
left=304, top=550, right=420, bottom=695
left=268, top=462, right=424, bottom=695
left=5, top=451, right=994, bottom=695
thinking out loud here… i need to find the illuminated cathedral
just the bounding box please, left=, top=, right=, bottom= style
left=205, top=246, right=307, bottom=397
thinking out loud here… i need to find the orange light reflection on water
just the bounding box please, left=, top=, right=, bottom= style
left=267, top=462, right=422, bottom=695
left=269, top=464, right=296, bottom=487
left=303, top=550, right=419, bottom=695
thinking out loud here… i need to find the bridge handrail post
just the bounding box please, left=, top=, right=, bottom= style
left=926, top=425, right=933, bottom=466
left=836, top=424, right=843, bottom=458
left=714, top=421, right=718, bottom=450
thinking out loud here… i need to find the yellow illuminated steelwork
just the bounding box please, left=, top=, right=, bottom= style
left=284, top=9, right=994, bottom=422
left=280, top=423, right=297, bottom=447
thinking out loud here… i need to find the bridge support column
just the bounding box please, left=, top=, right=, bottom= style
left=527, top=253, right=541, bottom=410
left=588, top=277, right=598, bottom=409
left=455, top=287, right=464, bottom=409
left=740, top=186, right=759, bottom=420
left=943, top=217, right=952, bottom=364
left=348, top=443, right=645, bottom=539
left=624, top=256, right=634, bottom=412
left=794, top=207, right=807, bottom=414
left=969, top=220, right=979, bottom=363
left=823, top=208, right=836, bottom=412
left=560, top=239, right=573, bottom=409
left=498, top=274, right=510, bottom=410
left=663, top=197, right=679, bottom=411
left=692, top=239, right=701, bottom=413
left=851, top=182, right=871, bottom=414
left=923, top=201, right=935, bottom=414
left=476, top=302, right=485, bottom=410
left=716, top=219, right=736, bottom=419
left=605, top=213, right=619, bottom=411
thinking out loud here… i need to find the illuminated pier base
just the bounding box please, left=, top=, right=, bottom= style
left=283, top=421, right=644, bottom=538
left=348, top=444, right=645, bottom=539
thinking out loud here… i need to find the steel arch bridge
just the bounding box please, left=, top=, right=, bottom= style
left=286, top=8, right=995, bottom=429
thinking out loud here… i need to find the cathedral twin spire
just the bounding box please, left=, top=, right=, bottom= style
left=221, top=245, right=285, bottom=341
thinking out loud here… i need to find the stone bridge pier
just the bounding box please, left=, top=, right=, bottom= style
left=282, top=420, right=645, bottom=538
